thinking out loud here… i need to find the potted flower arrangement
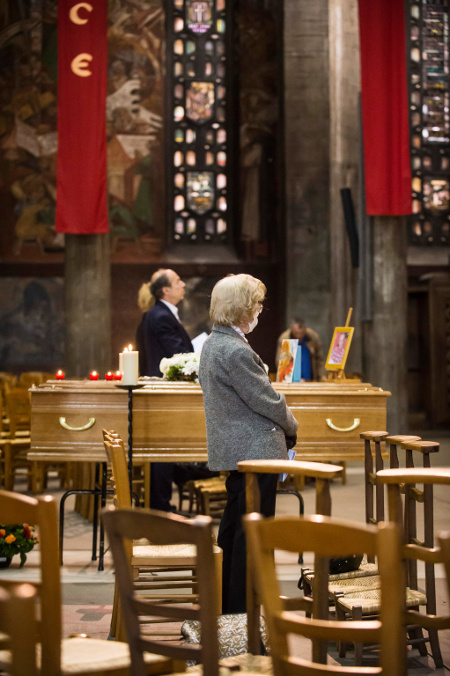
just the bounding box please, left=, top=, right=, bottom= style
left=159, top=352, right=200, bottom=383
left=0, top=523, right=39, bottom=567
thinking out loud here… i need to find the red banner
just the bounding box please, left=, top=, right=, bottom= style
left=55, top=0, right=108, bottom=234
left=358, top=0, right=412, bottom=216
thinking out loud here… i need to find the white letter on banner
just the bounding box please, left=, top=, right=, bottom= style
left=69, top=3, right=93, bottom=25
left=71, top=53, right=93, bottom=77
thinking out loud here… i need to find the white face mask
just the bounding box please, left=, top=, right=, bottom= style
left=247, top=315, right=259, bottom=333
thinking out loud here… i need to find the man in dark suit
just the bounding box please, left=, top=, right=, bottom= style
left=136, top=269, right=194, bottom=510
left=138, top=269, right=193, bottom=377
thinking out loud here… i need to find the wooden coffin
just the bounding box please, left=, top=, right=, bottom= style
left=29, top=379, right=389, bottom=464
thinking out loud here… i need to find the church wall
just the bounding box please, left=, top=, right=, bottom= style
left=0, top=1, right=285, bottom=376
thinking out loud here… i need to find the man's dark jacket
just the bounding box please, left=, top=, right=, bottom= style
left=136, top=300, right=193, bottom=376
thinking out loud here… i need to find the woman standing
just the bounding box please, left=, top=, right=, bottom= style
left=199, top=274, right=298, bottom=613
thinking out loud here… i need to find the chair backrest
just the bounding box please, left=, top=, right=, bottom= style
left=103, top=436, right=131, bottom=510
left=362, top=432, right=424, bottom=562
left=244, top=513, right=405, bottom=676
left=437, top=531, right=450, bottom=600
left=18, top=371, right=49, bottom=389
left=377, top=467, right=450, bottom=627
left=0, top=582, right=38, bottom=676
left=102, top=505, right=219, bottom=676
left=6, top=388, right=31, bottom=438
left=0, top=490, right=61, bottom=675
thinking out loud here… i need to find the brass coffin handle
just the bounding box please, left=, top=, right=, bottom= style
left=59, top=416, right=96, bottom=432
left=326, top=417, right=360, bottom=432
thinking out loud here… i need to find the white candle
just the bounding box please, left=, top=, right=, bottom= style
left=119, top=344, right=132, bottom=375
left=122, top=346, right=139, bottom=385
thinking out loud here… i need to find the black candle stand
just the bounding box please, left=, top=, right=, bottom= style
left=115, top=383, right=144, bottom=495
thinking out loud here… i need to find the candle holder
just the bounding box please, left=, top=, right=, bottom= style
left=105, top=372, right=114, bottom=381
left=55, top=370, right=65, bottom=380
left=113, top=371, right=123, bottom=381
left=115, top=383, right=144, bottom=495
left=89, top=371, right=99, bottom=381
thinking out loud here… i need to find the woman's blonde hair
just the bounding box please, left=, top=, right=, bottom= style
left=137, top=282, right=153, bottom=312
left=210, top=274, right=266, bottom=326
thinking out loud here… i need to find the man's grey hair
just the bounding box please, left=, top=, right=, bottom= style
left=150, top=270, right=171, bottom=301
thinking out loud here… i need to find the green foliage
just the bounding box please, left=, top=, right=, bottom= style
left=0, top=524, right=39, bottom=567
left=164, top=365, right=197, bottom=382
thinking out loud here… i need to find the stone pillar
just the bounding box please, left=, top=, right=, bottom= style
left=284, top=0, right=331, bottom=344
left=363, top=217, right=408, bottom=431
left=328, top=0, right=362, bottom=372
left=65, top=234, right=111, bottom=377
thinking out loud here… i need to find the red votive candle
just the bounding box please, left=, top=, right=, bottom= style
left=105, top=371, right=114, bottom=381
left=89, top=371, right=99, bottom=381
left=113, top=371, right=123, bottom=381
left=55, top=370, right=65, bottom=380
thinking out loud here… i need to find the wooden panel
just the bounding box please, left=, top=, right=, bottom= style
left=429, top=277, right=450, bottom=425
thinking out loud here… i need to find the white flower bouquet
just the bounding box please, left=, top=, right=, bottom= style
left=159, top=352, right=200, bottom=383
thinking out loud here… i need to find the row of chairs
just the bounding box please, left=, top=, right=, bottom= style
left=0, top=386, right=34, bottom=492
left=102, top=430, right=223, bottom=643
left=0, top=374, right=67, bottom=494
left=1, top=430, right=449, bottom=674
left=300, top=430, right=449, bottom=668
left=102, top=448, right=450, bottom=676
left=3, top=483, right=448, bottom=676
left=0, top=481, right=404, bottom=676
left=99, top=430, right=450, bottom=672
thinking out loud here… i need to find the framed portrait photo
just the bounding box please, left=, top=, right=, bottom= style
left=325, top=327, right=354, bottom=371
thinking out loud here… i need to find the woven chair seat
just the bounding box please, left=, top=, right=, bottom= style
left=132, top=542, right=222, bottom=567
left=303, top=560, right=378, bottom=585
left=329, top=573, right=381, bottom=595
left=336, top=586, right=427, bottom=615
left=0, top=636, right=171, bottom=675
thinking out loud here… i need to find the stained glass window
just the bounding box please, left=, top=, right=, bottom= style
left=168, top=0, right=231, bottom=243
left=407, top=0, right=450, bottom=245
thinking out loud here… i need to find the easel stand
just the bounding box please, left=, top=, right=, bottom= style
left=326, top=307, right=357, bottom=382
left=115, top=383, right=144, bottom=496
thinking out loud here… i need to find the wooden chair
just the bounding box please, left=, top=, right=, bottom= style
left=0, top=374, right=18, bottom=414
left=244, top=512, right=406, bottom=676
left=0, top=489, right=173, bottom=676
left=102, top=505, right=220, bottom=676
left=334, top=436, right=441, bottom=665
left=237, top=458, right=344, bottom=655
left=437, top=530, right=450, bottom=598
left=18, top=371, right=52, bottom=389
left=361, top=432, right=421, bottom=573
left=375, top=467, right=450, bottom=669
left=0, top=583, right=38, bottom=676
left=0, top=388, right=33, bottom=491
left=192, top=475, right=228, bottom=516
left=102, top=434, right=222, bottom=641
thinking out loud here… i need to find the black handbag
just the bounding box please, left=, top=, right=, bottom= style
left=329, top=554, right=364, bottom=575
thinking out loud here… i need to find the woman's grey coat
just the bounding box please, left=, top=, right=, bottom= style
left=199, top=324, right=298, bottom=471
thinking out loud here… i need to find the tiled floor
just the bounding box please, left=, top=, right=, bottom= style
left=1, top=429, right=449, bottom=673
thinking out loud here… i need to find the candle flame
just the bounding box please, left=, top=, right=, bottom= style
left=57, top=370, right=63, bottom=375
left=91, top=371, right=97, bottom=375
left=128, top=344, right=133, bottom=351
